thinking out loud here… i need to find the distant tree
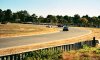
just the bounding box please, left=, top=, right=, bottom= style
left=96, top=18, right=100, bottom=28
left=31, top=14, right=38, bottom=24
left=43, top=18, right=48, bottom=23
left=80, top=18, right=88, bottom=27
left=6, top=9, right=12, bottom=22
left=47, top=15, right=58, bottom=25
left=73, top=14, right=80, bottom=26
left=17, top=10, right=30, bottom=23
left=92, top=16, right=100, bottom=28
left=91, top=16, right=96, bottom=25
left=52, top=16, right=58, bottom=25
left=63, top=15, right=72, bottom=25
left=82, top=15, right=91, bottom=26
left=38, top=16, right=44, bottom=24
left=97, top=16, right=100, bottom=27
left=25, top=16, right=33, bottom=23
left=3, top=9, right=12, bottom=23
left=47, top=15, right=53, bottom=23
left=56, top=15, right=64, bottom=24
left=12, top=13, right=19, bottom=23
left=0, top=9, right=2, bottom=22
left=0, top=10, right=7, bottom=24
left=82, top=15, right=89, bottom=19
left=69, top=16, right=74, bottom=25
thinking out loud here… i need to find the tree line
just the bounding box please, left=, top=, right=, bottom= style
left=0, top=9, right=100, bottom=27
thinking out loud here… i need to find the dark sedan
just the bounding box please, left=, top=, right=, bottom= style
left=63, top=26, right=68, bottom=31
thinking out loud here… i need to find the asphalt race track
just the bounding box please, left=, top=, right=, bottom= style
left=0, top=27, right=90, bottom=49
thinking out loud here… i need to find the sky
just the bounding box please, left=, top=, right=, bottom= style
left=0, top=0, right=100, bottom=17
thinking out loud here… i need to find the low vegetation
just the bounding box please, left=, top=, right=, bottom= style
left=24, top=49, right=62, bottom=60
left=62, top=45, right=100, bottom=60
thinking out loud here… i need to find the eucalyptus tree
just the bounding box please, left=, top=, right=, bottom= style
left=82, top=15, right=91, bottom=26
left=56, top=15, right=64, bottom=24
left=12, top=13, right=19, bottom=23
left=43, top=18, right=48, bottom=23
left=82, top=15, right=89, bottom=19
left=1, top=11, right=6, bottom=24
left=0, top=9, right=12, bottom=24
left=98, top=16, right=100, bottom=27
left=73, top=14, right=80, bottom=26
left=52, top=16, right=58, bottom=25
left=31, top=14, right=38, bottom=24
left=38, top=16, right=44, bottom=24
left=80, top=18, right=88, bottom=27
left=63, top=15, right=68, bottom=24
left=92, top=16, right=100, bottom=28
left=91, top=16, right=99, bottom=27
left=47, top=15, right=58, bottom=25
left=4, top=9, right=12, bottom=23
left=47, top=15, right=53, bottom=24
left=96, top=18, right=100, bottom=28
left=17, top=10, right=30, bottom=23
left=0, top=9, right=2, bottom=22
left=63, top=15, right=73, bottom=25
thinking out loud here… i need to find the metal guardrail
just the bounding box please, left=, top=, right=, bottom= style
left=0, top=37, right=97, bottom=60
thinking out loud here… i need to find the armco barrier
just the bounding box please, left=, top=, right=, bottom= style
left=0, top=37, right=97, bottom=60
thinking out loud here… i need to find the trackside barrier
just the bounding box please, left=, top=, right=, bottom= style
left=0, top=37, right=97, bottom=60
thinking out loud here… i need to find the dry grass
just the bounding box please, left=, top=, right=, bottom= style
left=62, top=47, right=100, bottom=60
left=0, top=23, right=59, bottom=38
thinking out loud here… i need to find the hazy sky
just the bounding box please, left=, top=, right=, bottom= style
left=0, top=0, right=100, bottom=17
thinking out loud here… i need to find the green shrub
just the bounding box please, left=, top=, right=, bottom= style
left=24, top=48, right=62, bottom=60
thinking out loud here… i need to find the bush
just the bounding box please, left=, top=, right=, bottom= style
left=24, top=48, right=62, bottom=60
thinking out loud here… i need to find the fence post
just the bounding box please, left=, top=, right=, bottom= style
left=22, top=53, right=25, bottom=60
left=69, top=44, right=72, bottom=50
left=1, top=56, right=4, bottom=60
left=74, top=43, right=78, bottom=50
left=10, top=55, right=13, bottom=60
left=68, top=45, right=70, bottom=51
left=71, top=44, right=74, bottom=50
left=4, top=56, right=9, bottom=60
left=64, top=45, right=66, bottom=51
left=62, top=45, right=65, bottom=51
left=14, top=54, right=18, bottom=60
left=64, top=45, right=67, bottom=51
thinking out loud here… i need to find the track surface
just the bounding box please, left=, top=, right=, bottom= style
left=0, top=27, right=90, bottom=48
